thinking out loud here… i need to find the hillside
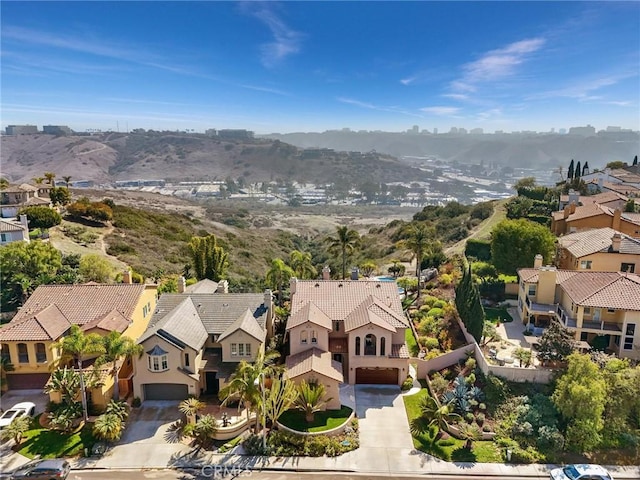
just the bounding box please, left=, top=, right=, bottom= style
left=263, top=130, right=640, bottom=170
left=0, top=132, right=431, bottom=185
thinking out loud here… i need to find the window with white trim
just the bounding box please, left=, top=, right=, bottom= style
left=580, top=260, right=592, bottom=270
left=238, top=343, right=245, bottom=356
left=245, top=343, right=251, bottom=356
left=231, top=343, right=238, bottom=356
left=301, top=330, right=308, bottom=344
left=311, top=330, right=317, bottom=344
left=528, top=285, right=536, bottom=296
left=148, top=354, right=168, bottom=372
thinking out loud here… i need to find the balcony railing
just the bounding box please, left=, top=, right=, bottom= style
left=555, top=304, right=577, bottom=328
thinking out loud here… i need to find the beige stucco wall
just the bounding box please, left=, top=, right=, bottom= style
left=568, top=251, right=640, bottom=273
left=536, top=268, right=556, bottom=304
left=124, top=286, right=158, bottom=341
left=288, top=323, right=329, bottom=356
left=1, top=340, right=56, bottom=374
left=220, top=330, right=264, bottom=363
left=289, top=371, right=341, bottom=410
left=132, top=335, right=200, bottom=401
left=347, top=324, right=408, bottom=385
left=563, top=215, right=640, bottom=238
left=620, top=311, right=640, bottom=360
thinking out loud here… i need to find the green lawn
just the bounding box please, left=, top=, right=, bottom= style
left=405, top=327, right=419, bottom=357
left=18, top=416, right=97, bottom=459
left=484, top=307, right=513, bottom=323
left=403, top=388, right=502, bottom=462
left=278, top=406, right=353, bottom=433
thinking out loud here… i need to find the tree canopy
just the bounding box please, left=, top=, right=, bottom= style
left=490, top=219, right=556, bottom=275
left=18, top=206, right=62, bottom=230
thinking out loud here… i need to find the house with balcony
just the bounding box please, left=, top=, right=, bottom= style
left=556, top=228, right=640, bottom=273
left=517, top=255, right=640, bottom=359
left=131, top=287, right=274, bottom=402
left=0, top=279, right=158, bottom=406
left=285, top=273, right=410, bottom=396
left=0, top=183, right=52, bottom=218
left=551, top=203, right=640, bottom=238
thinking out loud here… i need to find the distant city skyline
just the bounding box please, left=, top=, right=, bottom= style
left=2, top=2, right=639, bottom=134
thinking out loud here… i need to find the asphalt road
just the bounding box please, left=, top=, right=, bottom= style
left=57, top=469, right=550, bottom=480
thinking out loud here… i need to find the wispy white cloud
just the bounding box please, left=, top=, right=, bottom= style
left=400, top=76, right=416, bottom=86
left=241, top=3, right=303, bottom=68
left=448, top=37, right=545, bottom=94
left=420, top=106, right=460, bottom=116
left=442, top=93, right=469, bottom=101
left=338, top=97, right=423, bottom=118
left=528, top=72, right=637, bottom=101
left=605, top=100, right=634, bottom=107
left=240, top=84, right=291, bottom=96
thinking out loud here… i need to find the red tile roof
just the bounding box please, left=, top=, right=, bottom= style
left=285, top=347, right=344, bottom=382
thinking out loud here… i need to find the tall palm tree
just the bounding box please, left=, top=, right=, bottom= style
left=289, top=250, right=317, bottom=279
left=96, top=331, right=143, bottom=401
left=400, top=223, right=433, bottom=300
left=264, top=377, right=298, bottom=427
left=265, top=258, right=294, bottom=305
left=32, top=176, right=45, bottom=186
left=52, top=325, right=105, bottom=421
left=62, top=175, right=72, bottom=187
left=325, top=226, right=361, bottom=280
left=179, top=397, right=205, bottom=425
left=409, top=396, right=461, bottom=441
left=44, top=172, right=56, bottom=187
left=219, top=349, right=281, bottom=432
left=294, top=380, right=331, bottom=423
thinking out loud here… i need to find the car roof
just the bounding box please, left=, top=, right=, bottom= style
left=33, top=459, right=68, bottom=468
left=11, top=402, right=35, bottom=409
left=573, top=464, right=611, bottom=476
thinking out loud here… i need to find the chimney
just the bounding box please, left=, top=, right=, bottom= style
left=611, top=233, right=621, bottom=253
left=322, top=266, right=331, bottom=281
left=537, top=266, right=557, bottom=304
left=568, top=189, right=579, bottom=206
left=533, top=254, right=543, bottom=269
left=290, top=277, right=297, bottom=295
left=216, top=280, right=229, bottom=293
left=177, top=276, right=186, bottom=293
left=563, top=204, right=577, bottom=219
left=612, top=209, right=622, bottom=231
left=122, top=269, right=132, bottom=284
left=597, top=177, right=603, bottom=190
left=19, top=214, right=29, bottom=230
left=351, top=267, right=359, bottom=280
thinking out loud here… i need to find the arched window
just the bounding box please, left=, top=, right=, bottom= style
left=17, top=343, right=29, bottom=363
left=311, top=330, right=317, bottom=344
left=364, top=334, right=377, bottom=355
left=301, top=330, right=308, bottom=344
left=0, top=344, right=11, bottom=364
left=380, top=337, right=386, bottom=356
left=355, top=337, right=361, bottom=356
left=35, top=343, right=47, bottom=363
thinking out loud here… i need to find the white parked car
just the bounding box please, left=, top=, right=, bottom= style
left=550, top=464, right=613, bottom=480
left=0, top=402, right=36, bottom=430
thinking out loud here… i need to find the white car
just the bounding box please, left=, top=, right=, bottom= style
left=550, top=464, right=613, bottom=480
left=0, top=402, right=36, bottom=430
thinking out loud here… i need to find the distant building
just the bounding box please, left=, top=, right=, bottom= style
left=43, top=125, right=73, bottom=135
left=217, top=129, right=254, bottom=140
left=568, top=125, right=596, bottom=137
left=5, top=125, right=38, bottom=135
left=0, top=215, right=30, bottom=245
left=470, top=128, right=483, bottom=135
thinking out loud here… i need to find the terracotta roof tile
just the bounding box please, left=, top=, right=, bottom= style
left=0, top=219, right=27, bottom=232
left=390, top=343, right=409, bottom=358
left=81, top=309, right=131, bottom=334
left=558, top=228, right=640, bottom=257
left=343, top=296, right=401, bottom=332
left=290, top=280, right=404, bottom=320
left=286, top=301, right=333, bottom=331
left=285, top=348, right=344, bottom=382
left=0, top=304, right=71, bottom=341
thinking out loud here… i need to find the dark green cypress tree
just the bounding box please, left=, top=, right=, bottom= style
left=574, top=161, right=581, bottom=180
left=567, top=159, right=575, bottom=180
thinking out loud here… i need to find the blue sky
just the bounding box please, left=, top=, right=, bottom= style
left=2, top=1, right=639, bottom=134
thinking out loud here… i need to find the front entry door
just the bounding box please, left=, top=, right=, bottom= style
left=205, top=372, right=219, bottom=395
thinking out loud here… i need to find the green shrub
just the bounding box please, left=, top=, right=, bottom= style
left=418, top=316, right=439, bottom=336
left=464, top=413, right=475, bottom=423
left=422, top=295, right=439, bottom=308
left=439, top=273, right=453, bottom=286
left=476, top=413, right=485, bottom=425
left=429, top=374, right=450, bottom=397
left=401, top=377, right=414, bottom=391
left=423, top=336, right=440, bottom=351
left=432, top=299, right=447, bottom=309
left=427, top=307, right=444, bottom=318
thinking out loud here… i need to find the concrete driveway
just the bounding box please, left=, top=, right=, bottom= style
left=0, top=390, right=49, bottom=416
left=85, top=401, right=190, bottom=469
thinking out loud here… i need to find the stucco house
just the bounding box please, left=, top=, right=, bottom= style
left=551, top=203, right=640, bottom=238
left=285, top=275, right=410, bottom=394
left=517, top=255, right=640, bottom=360
left=0, top=280, right=158, bottom=406
left=558, top=190, right=629, bottom=211
left=132, top=287, right=274, bottom=402
left=556, top=228, right=640, bottom=273
left=0, top=183, right=52, bottom=218
left=0, top=215, right=30, bottom=245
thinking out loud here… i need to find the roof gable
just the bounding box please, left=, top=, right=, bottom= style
left=218, top=308, right=266, bottom=343
left=286, top=301, right=333, bottom=331
left=0, top=304, right=71, bottom=341
left=285, top=347, right=344, bottom=382
left=344, top=295, right=405, bottom=332
left=140, top=297, right=208, bottom=350
left=81, top=309, right=130, bottom=334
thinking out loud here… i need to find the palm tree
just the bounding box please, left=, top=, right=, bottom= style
left=293, top=380, right=331, bottom=423
left=289, top=250, right=317, bottom=279
left=96, top=331, right=143, bottom=401
left=0, top=416, right=30, bottom=445
left=44, top=366, right=81, bottom=404
left=52, top=325, right=105, bottom=421
left=325, top=226, right=361, bottom=280
left=179, top=397, right=205, bottom=425
left=456, top=422, right=482, bottom=450
left=264, top=377, right=298, bottom=428
left=93, top=412, right=124, bottom=442
left=44, top=172, right=56, bottom=187
left=1, top=353, right=14, bottom=393
left=32, top=176, right=45, bottom=186
left=0, top=177, right=9, bottom=190
left=410, top=396, right=461, bottom=441
left=219, top=349, right=281, bottom=432
left=265, top=258, right=294, bottom=306
left=191, top=414, right=218, bottom=450
left=62, top=175, right=72, bottom=187
left=399, top=223, right=432, bottom=299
